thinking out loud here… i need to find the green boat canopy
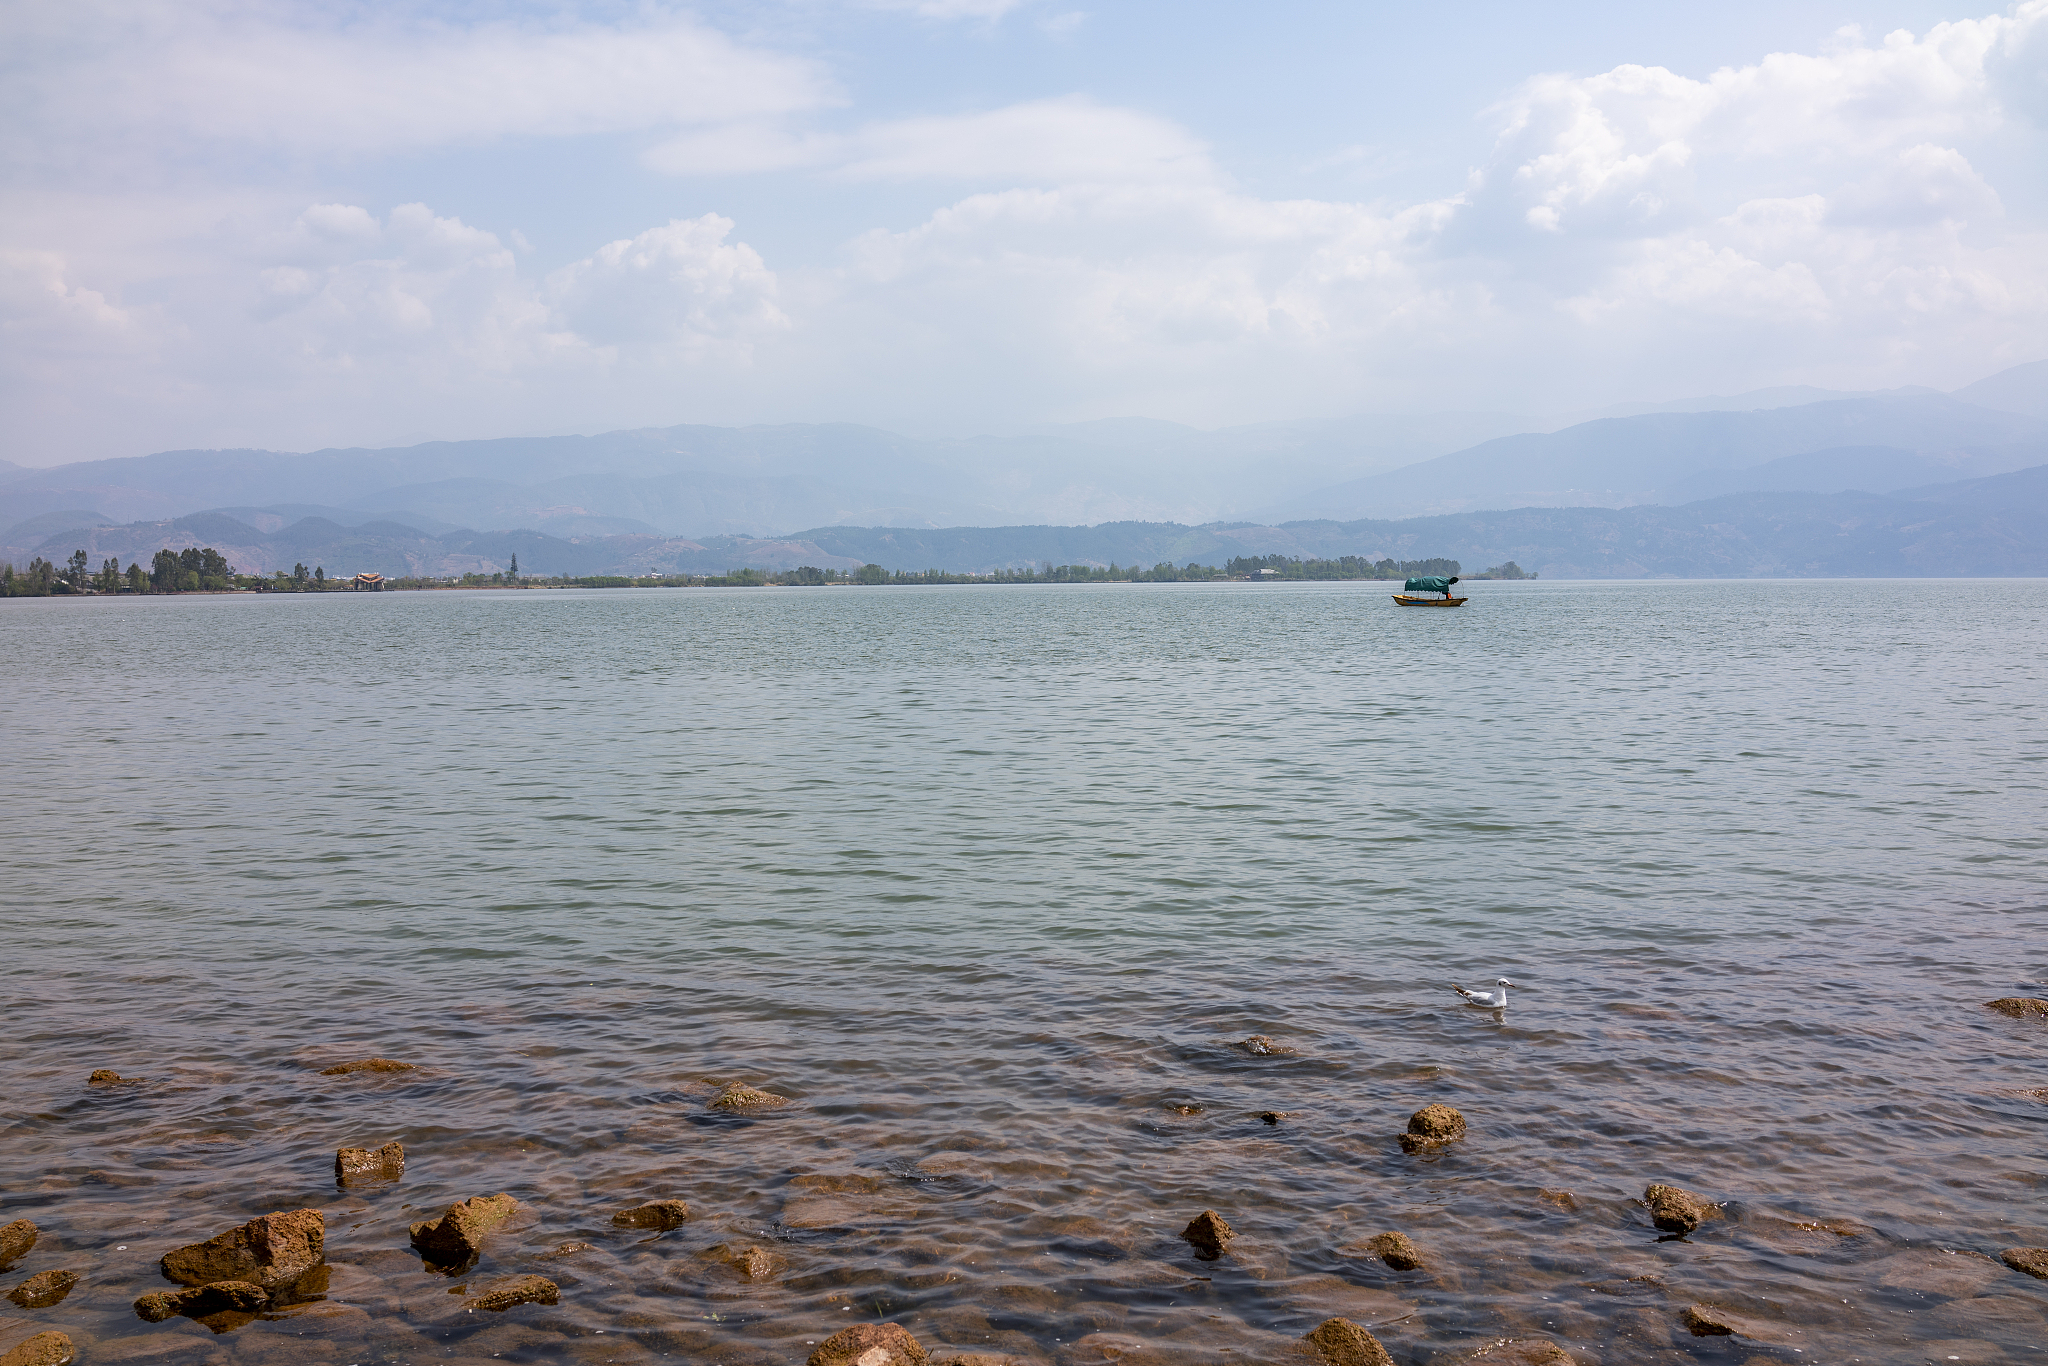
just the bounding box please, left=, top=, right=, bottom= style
left=1403, top=575, right=1460, bottom=594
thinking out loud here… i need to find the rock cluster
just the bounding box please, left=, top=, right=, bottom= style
left=464, top=1273, right=558, bottom=1311
left=807, top=1322, right=928, bottom=1366
left=0, top=1221, right=35, bottom=1271
left=612, top=1199, right=690, bottom=1230
left=134, top=1279, right=270, bottom=1323
left=85, top=1070, right=135, bottom=1085
left=319, top=1057, right=416, bottom=1075
left=2003, top=1247, right=2048, bottom=1280
left=710, top=1082, right=790, bottom=1110
left=1302, top=1315, right=1395, bottom=1366
left=409, top=1193, right=520, bottom=1271
left=1239, top=1035, right=1296, bottom=1055
left=1399, top=1103, right=1466, bottom=1153
left=1364, top=1232, right=1426, bottom=1271
left=335, top=1141, right=406, bottom=1186
left=1643, top=1184, right=1715, bottom=1235
left=1984, top=997, right=2048, bottom=1018
left=0, top=1331, right=73, bottom=1366
left=161, top=1208, right=325, bottom=1294
left=5, top=1270, right=78, bottom=1309
left=1180, top=1209, right=1235, bottom=1258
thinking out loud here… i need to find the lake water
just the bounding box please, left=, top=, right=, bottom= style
left=4, top=579, right=2046, bottom=1366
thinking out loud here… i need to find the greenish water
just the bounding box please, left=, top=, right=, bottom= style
left=3, top=579, right=2046, bottom=1364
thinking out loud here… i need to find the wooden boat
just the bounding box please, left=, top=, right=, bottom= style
left=1392, top=594, right=1467, bottom=606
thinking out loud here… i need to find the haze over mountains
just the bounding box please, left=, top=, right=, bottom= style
left=4, top=360, right=2043, bottom=579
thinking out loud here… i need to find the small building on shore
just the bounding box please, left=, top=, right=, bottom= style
left=350, top=572, right=385, bottom=591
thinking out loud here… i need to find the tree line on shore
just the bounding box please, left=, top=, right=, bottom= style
left=6, top=546, right=1532, bottom=596
left=0, top=546, right=366, bottom=596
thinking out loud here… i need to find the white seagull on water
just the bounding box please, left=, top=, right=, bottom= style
left=1452, top=977, right=1516, bottom=1008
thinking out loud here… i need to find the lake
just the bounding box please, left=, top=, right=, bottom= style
left=4, top=578, right=2046, bottom=1364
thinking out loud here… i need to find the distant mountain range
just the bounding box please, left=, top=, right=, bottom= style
left=3, top=360, right=2042, bottom=578
left=8, top=462, right=2044, bottom=581
left=3, top=361, right=2041, bottom=539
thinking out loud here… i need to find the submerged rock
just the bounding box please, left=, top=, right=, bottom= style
left=1537, top=1188, right=1578, bottom=1211
left=807, top=1322, right=929, bottom=1366
left=611, top=1199, right=690, bottom=1230
left=710, top=1081, right=790, bottom=1110
left=134, top=1279, right=270, bottom=1323
left=86, top=1069, right=136, bottom=1086
left=0, top=1221, right=36, bottom=1271
left=538, top=1241, right=594, bottom=1260
left=1642, top=1184, right=1715, bottom=1235
left=700, top=1243, right=786, bottom=1280
left=1678, top=1305, right=1735, bottom=1336
left=464, top=1274, right=558, bottom=1311
left=2003, top=1247, right=2048, bottom=1280
left=409, top=1194, right=520, bottom=1271
left=1399, top=1103, right=1466, bottom=1153
left=334, top=1141, right=405, bottom=1185
left=1181, top=1209, right=1235, bottom=1258
left=1462, top=1341, right=1573, bottom=1364
left=1166, top=1103, right=1204, bottom=1116
left=1364, top=1232, right=1425, bottom=1271
left=1301, top=1316, right=1395, bottom=1366
left=0, top=1331, right=74, bottom=1366
left=319, top=1057, right=415, bottom=1075
left=161, top=1208, right=325, bottom=1292
left=6, top=1271, right=78, bottom=1309
left=1985, top=997, right=2048, bottom=1018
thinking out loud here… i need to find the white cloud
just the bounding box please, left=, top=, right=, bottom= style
left=647, top=96, right=1214, bottom=185
left=1, top=1, right=831, bottom=159
left=546, top=217, right=789, bottom=355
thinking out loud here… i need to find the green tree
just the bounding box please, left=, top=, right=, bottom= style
left=96, top=557, right=120, bottom=592
left=314, top=566, right=325, bottom=588
left=125, top=561, right=145, bottom=594
left=64, top=548, right=89, bottom=590
left=854, top=563, right=888, bottom=584
left=291, top=562, right=310, bottom=589
left=509, top=553, right=518, bottom=578
left=150, top=548, right=182, bottom=592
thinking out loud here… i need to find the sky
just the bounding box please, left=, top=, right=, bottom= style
left=3, top=0, right=2045, bottom=466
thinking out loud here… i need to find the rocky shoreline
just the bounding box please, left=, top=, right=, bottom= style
left=7, top=1056, right=2048, bottom=1366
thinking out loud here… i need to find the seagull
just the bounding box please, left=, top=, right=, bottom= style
left=1453, top=978, right=1515, bottom=1008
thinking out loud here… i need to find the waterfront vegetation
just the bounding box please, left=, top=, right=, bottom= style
left=6, top=549, right=1501, bottom=595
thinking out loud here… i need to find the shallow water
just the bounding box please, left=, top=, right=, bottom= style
left=3, top=579, right=2046, bottom=1366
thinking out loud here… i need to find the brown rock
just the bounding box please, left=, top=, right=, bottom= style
left=710, top=1082, right=789, bottom=1110
left=409, top=1193, right=519, bottom=1271
left=700, top=1244, right=786, bottom=1280
left=1300, top=1316, right=1394, bottom=1366
left=87, top=1069, right=134, bottom=1085
left=463, top=1274, right=558, bottom=1312
left=1678, top=1304, right=1734, bottom=1336
left=1643, top=1184, right=1714, bottom=1235
left=1985, top=997, right=2048, bottom=1018
left=1180, top=1209, right=1235, bottom=1258
left=1399, top=1103, right=1466, bottom=1153
left=1239, top=1035, right=1297, bottom=1055
left=2003, top=1247, right=2048, bottom=1280
left=1537, top=1188, right=1578, bottom=1211
left=334, top=1141, right=405, bottom=1185
left=0, top=1222, right=35, bottom=1271
left=6, top=1271, right=78, bottom=1309
left=319, top=1057, right=415, bottom=1075
left=1364, top=1232, right=1425, bottom=1271
left=807, top=1323, right=928, bottom=1366
left=134, top=1280, right=270, bottom=1323
left=0, top=1331, right=74, bottom=1366
left=160, top=1208, right=325, bottom=1292
left=611, top=1199, right=689, bottom=1229
left=1167, top=1104, right=1203, bottom=1116
left=539, top=1241, right=595, bottom=1259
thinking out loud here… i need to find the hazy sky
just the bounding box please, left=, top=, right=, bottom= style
left=4, top=0, right=2045, bottom=464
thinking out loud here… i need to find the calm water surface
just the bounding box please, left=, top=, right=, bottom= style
left=4, top=580, right=2046, bottom=1366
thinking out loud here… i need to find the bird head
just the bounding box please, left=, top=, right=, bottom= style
left=1497, top=978, right=1516, bottom=987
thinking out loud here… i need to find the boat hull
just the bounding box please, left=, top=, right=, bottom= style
left=1392, top=595, right=1467, bottom=606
